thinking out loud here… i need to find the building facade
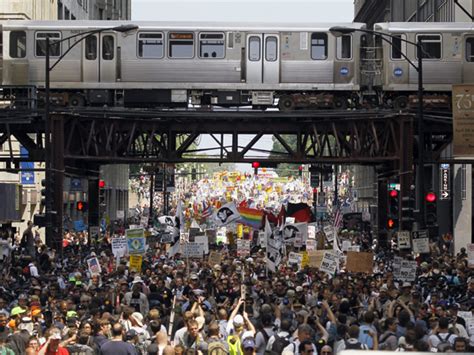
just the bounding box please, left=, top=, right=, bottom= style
left=0, top=0, right=131, bottom=21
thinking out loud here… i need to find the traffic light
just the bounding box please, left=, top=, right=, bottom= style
left=310, top=173, right=320, bottom=187
left=191, top=168, right=197, bottom=180
left=40, top=178, right=47, bottom=209
left=76, top=201, right=88, bottom=212
left=425, top=192, right=437, bottom=233
left=98, top=180, right=106, bottom=189
left=387, top=189, right=399, bottom=229
left=298, top=165, right=303, bottom=177
left=252, top=161, right=260, bottom=175
left=401, top=195, right=415, bottom=229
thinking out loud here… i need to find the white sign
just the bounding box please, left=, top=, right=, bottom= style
left=89, top=226, right=100, bottom=240
left=237, top=239, right=251, bottom=256
left=319, top=251, right=338, bottom=275
left=182, top=242, right=206, bottom=258
left=412, top=238, right=430, bottom=254
left=440, top=164, right=450, bottom=200
left=194, top=235, right=209, bottom=255
left=258, top=231, right=266, bottom=248
left=308, top=225, right=316, bottom=240
left=342, top=240, right=352, bottom=251
left=294, top=232, right=303, bottom=248
left=465, top=317, right=474, bottom=336
left=397, top=231, right=411, bottom=250
left=467, top=244, right=474, bottom=268
left=140, top=216, right=149, bottom=227
left=394, top=260, right=417, bottom=282
left=288, top=252, right=303, bottom=268
left=306, top=239, right=316, bottom=251
left=285, top=217, right=295, bottom=224
left=87, top=257, right=102, bottom=275
left=111, top=237, right=128, bottom=257
left=117, top=210, right=125, bottom=219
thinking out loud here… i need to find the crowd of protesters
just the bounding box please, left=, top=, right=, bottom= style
left=0, top=170, right=473, bottom=354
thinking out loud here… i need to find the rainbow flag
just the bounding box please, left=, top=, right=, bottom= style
left=237, top=207, right=264, bottom=229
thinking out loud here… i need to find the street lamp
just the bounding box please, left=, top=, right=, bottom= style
left=329, top=26, right=426, bottom=228
left=44, top=24, right=138, bottom=249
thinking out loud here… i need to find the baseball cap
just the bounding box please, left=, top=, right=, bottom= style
left=190, top=273, right=199, bottom=280
left=11, top=307, right=27, bottom=316
left=125, top=329, right=138, bottom=340
left=233, top=314, right=244, bottom=326
left=242, top=337, right=256, bottom=349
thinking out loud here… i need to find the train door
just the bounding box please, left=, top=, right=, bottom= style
left=246, top=34, right=280, bottom=84
left=82, top=32, right=117, bottom=83
left=463, top=36, right=474, bottom=83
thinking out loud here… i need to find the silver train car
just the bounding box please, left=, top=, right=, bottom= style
left=0, top=20, right=365, bottom=110
left=0, top=20, right=473, bottom=110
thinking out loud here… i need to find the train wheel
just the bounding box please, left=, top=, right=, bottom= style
left=278, top=95, right=295, bottom=112
left=333, top=96, right=347, bottom=110
left=69, top=94, right=85, bottom=107
left=393, top=96, right=408, bottom=111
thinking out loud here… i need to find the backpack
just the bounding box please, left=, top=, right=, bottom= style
left=66, top=344, right=94, bottom=355
left=436, top=334, right=452, bottom=352
left=345, top=340, right=368, bottom=350
left=378, top=332, right=396, bottom=350
left=208, top=340, right=228, bottom=355
left=269, top=334, right=291, bottom=354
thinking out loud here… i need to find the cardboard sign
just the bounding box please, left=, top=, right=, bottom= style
left=346, top=252, right=373, bottom=274
left=111, top=237, right=127, bottom=257
left=129, top=255, right=143, bottom=272
left=208, top=250, right=222, bottom=266
left=182, top=242, right=206, bottom=258
left=206, top=229, right=217, bottom=244
left=306, top=239, right=316, bottom=251
left=301, top=251, right=309, bottom=268
left=194, top=235, right=209, bottom=254
left=397, top=231, right=411, bottom=250
left=307, top=250, right=325, bottom=268
left=87, top=257, right=101, bottom=275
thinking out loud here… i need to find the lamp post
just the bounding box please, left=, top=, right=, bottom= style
left=44, top=24, right=138, bottom=248
left=329, top=26, right=425, bottom=228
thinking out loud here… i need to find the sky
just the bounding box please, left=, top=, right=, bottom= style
left=132, top=0, right=355, bottom=23
left=131, top=0, right=355, bottom=170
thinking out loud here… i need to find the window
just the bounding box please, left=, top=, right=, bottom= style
left=311, top=33, right=327, bottom=60
left=336, top=34, right=352, bottom=59
left=85, top=35, right=97, bottom=60
left=265, top=36, right=277, bottom=61
left=35, top=32, right=61, bottom=57
left=199, top=33, right=224, bottom=58
left=168, top=32, right=194, bottom=58
left=249, top=36, right=260, bottom=61
left=417, top=34, right=441, bottom=59
left=138, top=32, right=164, bottom=58
left=10, top=31, right=26, bottom=58
left=390, top=34, right=406, bottom=60
left=102, top=35, right=114, bottom=60
left=466, top=38, right=474, bottom=62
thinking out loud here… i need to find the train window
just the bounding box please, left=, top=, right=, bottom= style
left=85, top=35, right=97, bottom=60
left=390, top=34, right=407, bottom=60
left=265, top=37, right=278, bottom=62
left=35, top=32, right=61, bottom=57
left=336, top=35, right=352, bottom=60
left=10, top=31, right=26, bottom=58
left=138, top=33, right=164, bottom=58
left=169, top=32, right=194, bottom=59
left=311, top=33, right=327, bottom=60
left=466, top=38, right=474, bottom=62
left=102, top=35, right=114, bottom=60
left=417, top=34, right=441, bottom=59
left=199, top=33, right=225, bottom=59
left=249, top=36, right=261, bottom=61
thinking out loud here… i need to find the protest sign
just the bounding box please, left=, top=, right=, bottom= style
left=288, top=252, right=303, bottom=268
left=111, top=237, right=127, bottom=257
left=208, top=250, right=222, bottom=266
left=319, top=252, right=338, bottom=275
left=205, top=229, right=217, bottom=244
left=194, top=235, right=209, bottom=254
left=160, top=233, right=174, bottom=244
left=294, top=232, right=303, bottom=248
left=306, top=239, right=316, bottom=251
left=258, top=231, right=266, bottom=248
left=285, top=217, right=295, bottom=224
left=468, top=244, right=474, bottom=268
left=182, top=242, right=206, bottom=258
left=346, top=252, right=373, bottom=274
left=412, top=230, right=429, bottom=254
left=323, top=225, right=335, bottom=242
left=301, top=251, right=309, bottom=268
left=398, top=260, right=417, bottom=282
left=237, top=239, right=251, bottom=257
left=129, top=255, right=143, bottom=272
left=342, top=240, right=351, bottom=251
left=126, top=228, right=146, bottom=255
left=117, top=210, right=124, bottom=219
left=307, top=250, right=325, bottom=268
left=308, top=225, right=316, bottom=240
left=140, top=216, right=149, bottom=227
left=87, top=257, right=101, bottom=275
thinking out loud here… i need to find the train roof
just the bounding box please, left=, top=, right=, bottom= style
left=0, top=20, right=366, bottom=32
left=375, top=22, right=474, bottom=32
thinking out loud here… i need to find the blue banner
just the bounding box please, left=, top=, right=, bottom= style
left=19, top=146, right=35, bottom=185
left=74, top=220, right=87, bottom=232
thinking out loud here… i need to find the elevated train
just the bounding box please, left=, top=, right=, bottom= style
left=0, top=20, right=473, bottom=110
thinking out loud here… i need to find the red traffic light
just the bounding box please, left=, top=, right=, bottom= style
left=387, top=218, right=396, bottom=229
left=99, top=180, right=106, bottom=188
left=425, top=192, right=437, bottom=203
left=389, top=189, right=398, bottom=198
left=251, top=162, right=260, bottom=169
left=298, top=165, right=303, bottom=171
left=76, top=201, right=85, bottom=211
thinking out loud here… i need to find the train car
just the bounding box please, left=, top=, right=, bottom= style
left=373, top=22, right=474, bottom=110
left=1, top=20, right=366, bottom=110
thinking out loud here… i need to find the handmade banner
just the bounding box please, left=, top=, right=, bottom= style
left=346, top=251, right=373, bottom=274
left=214, top=202, right=241, bottom=227
left=129, top=255, right=143, bottom=272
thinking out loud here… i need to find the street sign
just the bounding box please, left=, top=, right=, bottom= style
left=453, top=85, right=474, bottom=157
left=412, top=230, right=429, bottom=254
left=439, top=164, right=450, bottom=200
left=397, top=231, right=411, bottom=250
